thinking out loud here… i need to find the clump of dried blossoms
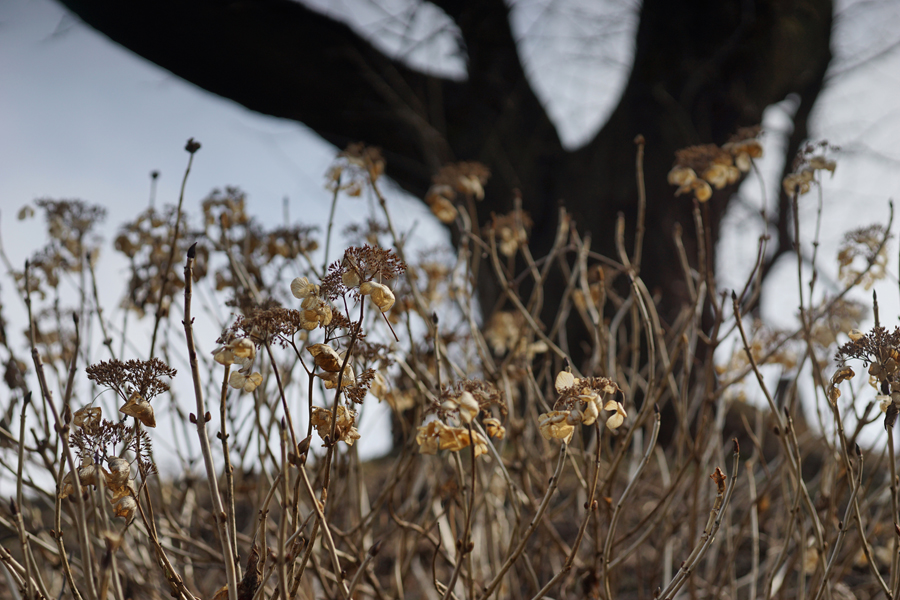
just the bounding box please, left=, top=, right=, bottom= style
left=325, top=143, right=386, bottom=197
left=62, top=403, right=151, bottom=521
left=212, top=336, right=264, bottom=393
left=833, top=325, right=900, bottom=427
left=837, top=225, right=891, bottom=290
left=424, top=161, right=491, bottom=223
left=416, top=380, right=506, bottom=457
left=782, top=141, right=838, bottom=197
left=538, top=371, right=624, bottom=442
left=310, top=405, right=361, bottom=446
left=85, top=358, right=177, bottom=428
left=668, top=127, right=763, bottom=202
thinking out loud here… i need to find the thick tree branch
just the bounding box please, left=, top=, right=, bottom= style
left=57, top=0, right=463, bottom=194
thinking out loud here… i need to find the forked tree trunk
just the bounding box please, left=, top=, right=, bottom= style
left=58, top=0, right=833, bottom=365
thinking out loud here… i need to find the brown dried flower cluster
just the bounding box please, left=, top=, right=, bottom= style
left=425, top=161, right=491, bottom=223
left=116, top=206, right=206, bottom=317
left=837, top=224, right=890, bottom=290
left=489, top=210, right=532, bottom=258
left=325, top=143, right=385, bottom=197
left=538, top=371, right=624, bottom=441
left=310, top=405, right=361, bottom=446
left=783, top=141, right=838, bottom=196
left=835, top=326, right=900, bottom=425
left=668, top=127, right=763, bottom=202
left=85, top=358, right=176, bottom=428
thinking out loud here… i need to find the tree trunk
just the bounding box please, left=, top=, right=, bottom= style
left=58, top=0, right=833, bottom=361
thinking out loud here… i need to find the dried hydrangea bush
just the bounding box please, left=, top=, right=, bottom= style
left=1, top=135, right=898, bottom=600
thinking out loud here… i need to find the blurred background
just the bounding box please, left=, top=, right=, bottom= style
left=3, top=0, right=900, bottom=459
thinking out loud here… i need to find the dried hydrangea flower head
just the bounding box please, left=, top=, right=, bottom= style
left=668, top=127, right=763, bottom=202
left=540, top=370, right=625, bottom=436
left=325, top=142, right=385, bottom=196
left=416, top=420, right=489, bottom=457
left=782, top=140, right=838, bottom=196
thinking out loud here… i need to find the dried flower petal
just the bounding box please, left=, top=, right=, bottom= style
left=291, top=277, right=317, bottom=299
left=538, top=411, right=575, bottom=443
left=415, top=420, right=488, bottom=456
left=457, top=391, right=480, bottom=424
left=360, top=281, right=396, bottom=312
left=555, top=371, right=576, bottom=394
left=73, top=405, right=102, bottom=430
left=104, top=458, right=131, bottom=491
left=310, top=405, right=360, bottom=446
left=484, top=417, right=505, bottom=440
left=120, top=391, right=156, bottom=428
left=307, top=344, right=344, bottom=373
left=113, top=496, right=137, bottom=520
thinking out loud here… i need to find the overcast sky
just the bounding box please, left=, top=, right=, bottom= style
left=3, top=0, right=900, bottom=461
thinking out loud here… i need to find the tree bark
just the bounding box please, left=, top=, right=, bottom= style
left=58, top=0, right=833, bottom=358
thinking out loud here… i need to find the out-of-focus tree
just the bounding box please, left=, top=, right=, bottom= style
left=56, top=0, right=832, bottom=355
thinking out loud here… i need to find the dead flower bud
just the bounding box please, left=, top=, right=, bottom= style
left=360, top=281, right=395, bottom=312
left=603, top=400, right=627, bottom=431
left=307, top=344, right=344, bottom=372
left=291, top=277, right=318, bottom=300
left=879, top=394, right=892, bottom=413
left=73, top=405, right=102, bottom=431
left=229, top=371, right=263, bottom=393
left=538, top=411, right=575, bottom=444
left=457, top=391, right=479, bottom=424
left=113, top=496, right=137, bottom=520
left=120, top=391, right=156, bottom=428
left=483, top=417, right=506, bottom=440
